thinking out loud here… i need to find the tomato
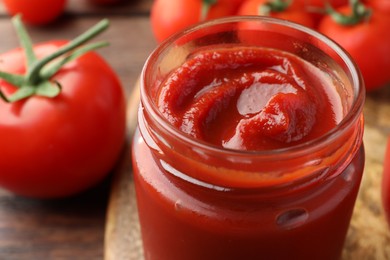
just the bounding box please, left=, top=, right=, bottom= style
left=236, top=0, right=315, bottom=46
left=0, top=19, right=126, bottom=198
left=87, top=0, right=129, bottom=5
left=293, top=0, right=348, bottom=25
left=218, top=0, right=246, bottom=8
left=151, top=0, right=237, bottom=43
left=294, top=0, right=347, bottom=8
left=383, top=137, right=390, bottom=227
left=318, top=6, right=390, bottom=91
left=367, top=0, right=390, bottom=13
left=2, top=0, right=67, bottom=25
left=237, top=0, right=315, bottom=28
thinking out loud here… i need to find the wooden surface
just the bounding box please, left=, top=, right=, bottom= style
left=106, top=83, right=390, bottom=260
left=343, top=88, right=390, bottom=259
left=1, top=1, right=390, bottom=259
left=0, top=0, right=154, bottom=259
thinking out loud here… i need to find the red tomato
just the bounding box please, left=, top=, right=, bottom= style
left=2, top=0, right=67, bottom=25
left=294, top=0, right=347, bottom=8
left=218, top=0, right=246, bottom=8
left=0, top=41, right=126, bottom=198
left=293, top=0, right=348, bottom=25
left=88, top=0, right=130, bottom=5
left=318, top=7, right=390, bottom=91
left=238, top=0, right=315, bottom=28
left=151, top=0, right=237, bottom=43
left=367, top=0, right=390, bottom=13
left=383, top=137, right=390, bottom=226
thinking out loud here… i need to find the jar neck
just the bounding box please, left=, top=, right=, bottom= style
left=138, top=98, right=364, bottom=190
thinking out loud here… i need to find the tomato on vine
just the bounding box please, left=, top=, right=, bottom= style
left=367, top=0, right=390, bottom=13
left=318, top=0, right=390, bottom=91
left=293, top=0, right=348, bottom=24
left=2, top=0, right=67, bottom=25
left=0, top=16, right=126, bottom=198
left=237, top=0, right=315, bottom=28
left=150, top=0, right=238, bottom=43
left=294, top=0, right=347, bottom=8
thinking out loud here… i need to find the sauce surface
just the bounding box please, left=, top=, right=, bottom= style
left=157, top=46, right=341, bottom=150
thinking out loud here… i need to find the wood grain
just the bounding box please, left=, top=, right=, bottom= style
left=342, top=87, right=390, bottom=260
left=0, top=184, right=109, bottom=260
left=105, top=80, right=142, bottom=260
left=105, top=84, right=390, bottom=259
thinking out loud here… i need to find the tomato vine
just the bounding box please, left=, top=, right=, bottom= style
left=0, top=15, right=109, bottom=102
left=326, top=0, right=372, bottom=25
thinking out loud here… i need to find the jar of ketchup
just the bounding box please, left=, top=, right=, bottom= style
left=132, top=17, right=365, bottom=260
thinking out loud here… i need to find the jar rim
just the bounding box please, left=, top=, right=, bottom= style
left=140, top=16, right=365, bottom=158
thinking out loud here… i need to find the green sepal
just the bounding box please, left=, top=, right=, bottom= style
left=0, top=90, right=8, bottom=102
left=201, top=0, right=218, bottom=21
left=7, top=86, right=35, bottom=102
left=0, top=71, right=25, bottom=87
left=259, top=0, right=292, bottom=15
left=35, top=81, right=61, bottom=98
left=326, top=0, right=372, bottom=26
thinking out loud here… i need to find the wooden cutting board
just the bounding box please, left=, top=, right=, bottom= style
left=104, top=80, right=390, bottom=260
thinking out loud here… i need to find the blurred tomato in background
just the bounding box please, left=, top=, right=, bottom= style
left=2, top=0, right=67, bottom=25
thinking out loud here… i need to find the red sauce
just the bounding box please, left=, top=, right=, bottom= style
left=157, top=46, right=341, bottom=150
left=133, top=44, right=364, bottom=260
left=133, top=136, right=364, bottom=259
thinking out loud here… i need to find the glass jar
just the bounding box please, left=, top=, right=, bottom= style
left=132, top=16, right=365, bottom=260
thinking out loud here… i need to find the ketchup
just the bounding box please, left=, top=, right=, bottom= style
left=133, top=17, right=365, bottom=260
left=157, top=46, right=340, bottom=151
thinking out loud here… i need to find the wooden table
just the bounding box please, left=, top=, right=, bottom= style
left=1, top=1, right=390, bottom=259
left=0, top=0, right=155, bottom=259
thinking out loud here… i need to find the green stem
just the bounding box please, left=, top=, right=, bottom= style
left=326, top=0, right=371, bottom=25
left=201, top=0, right=217, bottom=21
left=259, top=0, right=291, bottom=15
left=40, top=41, right=109, bottom=80
left=0, top=17, right=110, bottom=102
left=26, top=19, right=109, bottom=85
left=12, top=15, right=37, bottom=69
